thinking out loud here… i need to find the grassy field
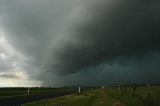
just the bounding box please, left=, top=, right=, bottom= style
left=22, top=86, right=160, bottom=106
left=0, top=87, right=77, bottom=97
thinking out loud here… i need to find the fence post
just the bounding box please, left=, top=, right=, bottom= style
left=78, top=86, right=81, bottom=94
left=132, top=84, right=136, bottom=96
left=118, top=85, right=121, bottom=91
left=28, top=88, right=30, bottom=94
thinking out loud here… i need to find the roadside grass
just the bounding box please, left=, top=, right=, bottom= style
left=87, top=89, right=116, bottom=106
left=23, top=89, right=125, bottom=106
left=20, top=86, right=160, bottom=106
left=106, top=88, right=143, bottom=106
left=107, top=86, right=160, bottom=106
left=22, top=90, right=96, bottom=106
left=152, top=89, right=160, bottom=106
left=0, top=87, right=76, bottom=98
left=136, top=86, right=160, bottom=106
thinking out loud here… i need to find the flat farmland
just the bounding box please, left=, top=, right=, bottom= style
left=0, top=87, right=78, bottom=106
left=0, top=87, right=76, bottom=97
left=23, top=86, right=160, bottom=106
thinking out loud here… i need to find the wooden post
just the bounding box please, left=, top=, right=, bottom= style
left=118, top=85, right=121, bottom=91
left=132, top=84, right=136, bottom=96
left=147, top=82, right=151, bottom=87
left=124, top=85, right=127, bottom=94
left=147, top=82, right=151, bottom=99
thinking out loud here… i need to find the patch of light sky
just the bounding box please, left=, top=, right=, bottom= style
left=0, top=29, right=42, bottom=87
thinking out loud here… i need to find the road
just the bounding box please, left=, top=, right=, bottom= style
left=0, top=92, right=73, bottom=106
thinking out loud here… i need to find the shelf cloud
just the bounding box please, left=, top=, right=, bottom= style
left=0, top=0, right=160, bottom=86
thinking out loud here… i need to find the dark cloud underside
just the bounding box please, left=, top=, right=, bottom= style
left=46, top=0, right=160, bottom=75
left=0, top=0, right=160, bottom=86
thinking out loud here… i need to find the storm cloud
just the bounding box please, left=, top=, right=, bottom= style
left=0, top=0, right=160, bottom=86
left=46, top=0, right=160, bottom=75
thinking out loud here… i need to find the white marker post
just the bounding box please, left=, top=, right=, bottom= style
left=28, top=88, right=30, bottom=94
left=78, top=86, right=81, bottom=94
left=101, top=85, right=104, bottom=89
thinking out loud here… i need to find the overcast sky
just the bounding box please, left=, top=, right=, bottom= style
left=0, top=0, right=160, bottom=87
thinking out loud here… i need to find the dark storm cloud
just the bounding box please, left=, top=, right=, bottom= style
left=42, top=51, right=160, bottom=86
left=46, top=0, right=160, bottom=76
left=0, top=0, right=160, bottom=86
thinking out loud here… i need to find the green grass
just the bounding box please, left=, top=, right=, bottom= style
left=22, top=89, right=124, bottom=106
left=22, top=90, right=95, bottom=106
left=22, top=86, right=160, bottom=106
left=87, top=89, right=115, bottom=106
left=0, top=87, right=77, bottom=98
left=107, top=86, right=160, bottom=106
left=106, top=88, right=143, bottom=106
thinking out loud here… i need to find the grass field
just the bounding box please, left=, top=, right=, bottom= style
left=22, top=86, right=160, bottom=106
left=0, top=87, right=77, bottom=98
